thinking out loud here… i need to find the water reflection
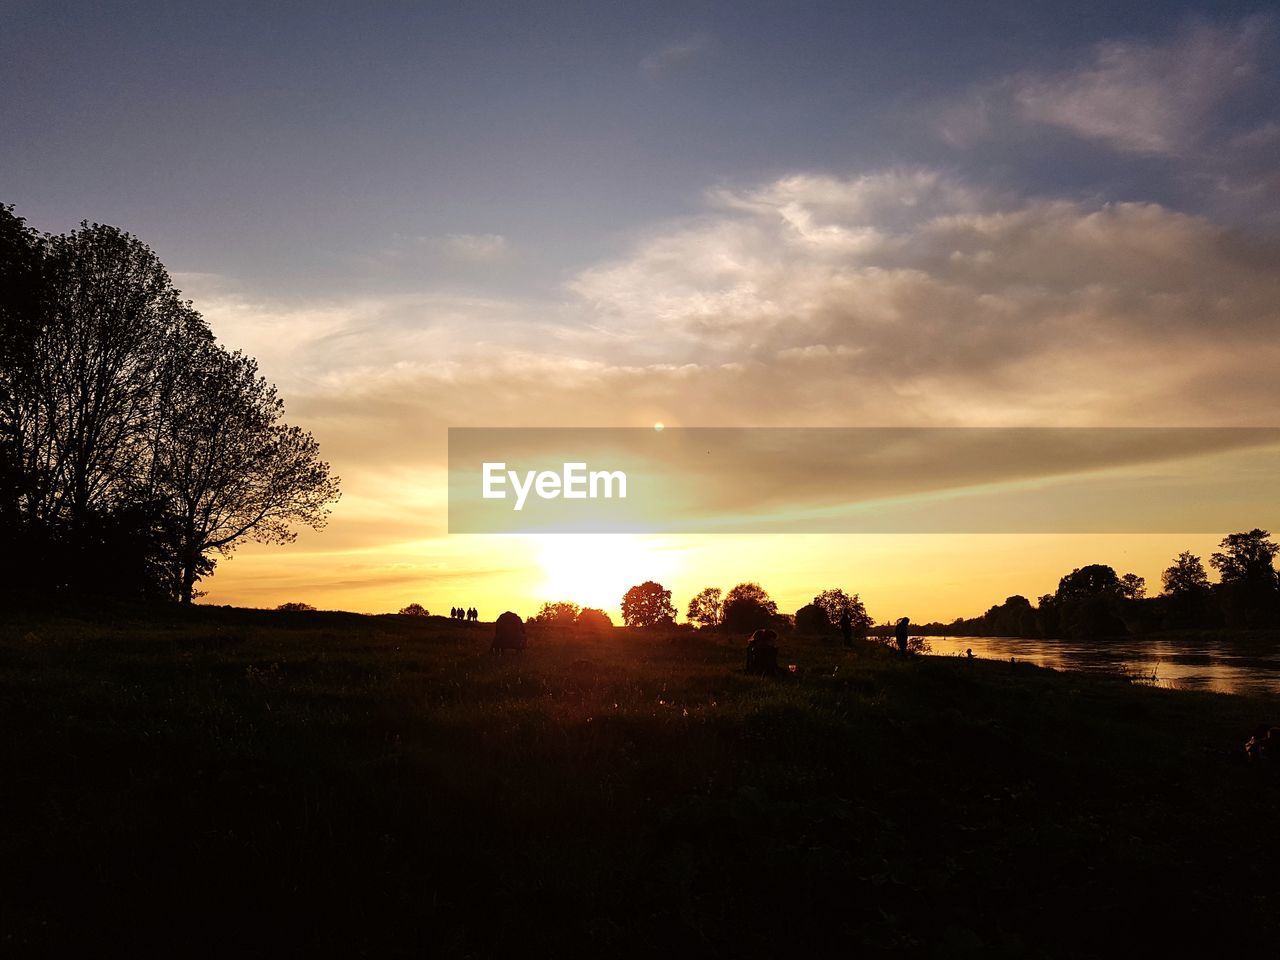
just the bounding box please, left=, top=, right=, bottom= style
left=925, top=635, right=1280, bottom=697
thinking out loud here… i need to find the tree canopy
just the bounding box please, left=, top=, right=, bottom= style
left=1210, top=529, right=1278, bottom=585
left=812, top=588, right=871, bottom=636
left=0, top=203, right=340, bottom=601
left=621, top=581, right=676, bottom=628
left=722, top=582, right=778, bottom=632
left=686, top=587, right=723, bottom=628
left=1162, top=552, right=1210, bottom=596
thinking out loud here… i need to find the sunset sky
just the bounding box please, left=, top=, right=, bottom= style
left=4, top=1, right=1279, bottom=621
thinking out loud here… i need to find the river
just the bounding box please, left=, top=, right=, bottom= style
left=923, top=634, right=1280, bottom=697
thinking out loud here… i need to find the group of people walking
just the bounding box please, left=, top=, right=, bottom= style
left=451, top=606, right=479, bottom=622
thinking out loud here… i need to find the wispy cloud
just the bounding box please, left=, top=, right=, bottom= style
left=438, top=232, right=508, bottom=261
left=351, top=231, right=511, bottom=275
left=640, top=36, right=714, bottom=78
left=932, top=17, right=1274, bottom=158
left=1013, top=18, right=1268, bottom=155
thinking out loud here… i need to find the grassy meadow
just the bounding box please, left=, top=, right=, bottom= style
left=2, top=602, right=1279, bottom=957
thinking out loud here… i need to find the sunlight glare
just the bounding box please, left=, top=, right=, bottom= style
left=534, top=534, right=681, bottom=614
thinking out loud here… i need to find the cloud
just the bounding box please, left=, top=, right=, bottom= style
left=185, top=167, right=1280, bottom=605
left=567, top=170, right=1280, bottom=423
left=349, top=231, right=511, bottom=276
left=931, top=17, right=1274, bottom=159
left=1013, top=18, right=1268, bottom=155
left=439, top=232, right=508, bottom=261
left=640, top=37, right=713, bottom=78
left=183, top=166, right=1280, bottom=475
left=186, top=167, right=1280, bottom=453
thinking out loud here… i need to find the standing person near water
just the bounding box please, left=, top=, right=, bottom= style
left=895, top=617, right=911, bottom=657
left=839, top=609, right=853, bottom=647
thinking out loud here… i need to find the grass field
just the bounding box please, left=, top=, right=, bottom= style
left=3, top=603, right=1279, bottom=957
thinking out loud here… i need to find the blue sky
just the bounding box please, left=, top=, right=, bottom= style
left=4, top=1, right=1280, bottom=615
left=4, top=1, right=1277, bottom=298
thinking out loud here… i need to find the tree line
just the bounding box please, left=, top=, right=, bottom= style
left=526, top=530, right=1280, bottom=642
left=910, top=530, right=1280, bottom=639
left=0, top=203, right=340, bottom=603
left=523, top=580, right=873, bottom=639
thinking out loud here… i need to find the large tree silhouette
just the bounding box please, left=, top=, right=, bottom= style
left=1210, top=529, right=1278, bottom=585
left=1162, top=552, right=1210, bottom=596
left=722, top=582, right=778, bottom=632
left=0, top=203, right=340, bottom=600
left=155, top=344, right=339, bottom=602
left=686, top=587, right=723, bottom=628
left=812, top=588, right=871, bottom=637
left=621, top=581, right=675, bottom=628
left=1210, top=530, right=1279, bottom=627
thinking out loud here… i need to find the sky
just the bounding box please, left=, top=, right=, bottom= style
left=3, top=1, right=1280, bottom=621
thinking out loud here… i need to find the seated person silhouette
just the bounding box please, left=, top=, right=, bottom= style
left=745, top=628, right=780, bottom=676
left=1246, top=724, right=1280, bottom=762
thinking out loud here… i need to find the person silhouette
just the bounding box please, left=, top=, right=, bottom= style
left=745, top=628, right=780, bottom=676
left=450, top=606, right=457, bottom=619
left=894, top=616, right=910, bottom=657
left=839, top=609, right=853, bottom=647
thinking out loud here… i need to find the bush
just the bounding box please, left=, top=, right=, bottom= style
left=531, top=601, right=581, bottom=626
left=575, top=607, right=614, bottom=634
left=795, top=603, right=831, bottom=635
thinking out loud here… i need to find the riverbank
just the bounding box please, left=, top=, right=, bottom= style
left=925, top=630, right=1280, bottom=696
left=3, top=603, right=1278, bottom=957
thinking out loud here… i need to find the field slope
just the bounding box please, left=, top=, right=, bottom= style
left=2, top=603, right=1278, bottom=957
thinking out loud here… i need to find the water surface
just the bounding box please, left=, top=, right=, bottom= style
left=925, top=634, right=1280, bottom=697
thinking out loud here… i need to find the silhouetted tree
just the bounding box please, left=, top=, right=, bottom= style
left=1056, top=565, right=1121, bottom=602
left=1162, top=552, right=1210, bottom=596
left=152, top=343, right=339, bottom=603
left=0, top=205, right=44, bottom=587
left=1053, top=565, right=1126, bottom=638
left=981, top=595, right=1038, bottom=637
left=812, top=588, right=871, bottom=638
left=575, top=607, right=613, bottom=633
left=398, top=603, right=429, bottom=616
left=1211, top=529, right=1278, bottom=627
left=1211, top=530, right=1279, bottom=586
left=276, top=602, right=315, bottom=611
left=0, top=203, right=339, bottom=601
left=722, top=582, right=778, bottom=633
left=29, top=224, right=211, bottom=542
left=686, top=587, right=723, bottom=628
left=532, top=601, right=581, bottom=626
left=794, top=603, right=830, bottom=634
left=621, top=581, right=676, bottom=628
left=1035, top=594, right=1061, bottom=638
left=1159, top=550, right=1216, bottom=629
left=1118, top=573, right=1146, bottom=601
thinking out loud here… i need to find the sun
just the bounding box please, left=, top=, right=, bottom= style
left=534, top=534, right=681, bottom=614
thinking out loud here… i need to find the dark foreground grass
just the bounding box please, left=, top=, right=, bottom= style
left=2, top=603, right=1278, bottom=958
